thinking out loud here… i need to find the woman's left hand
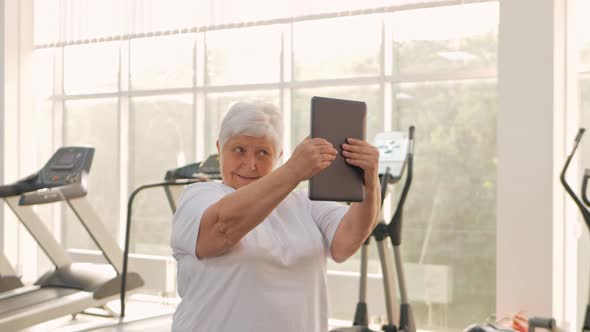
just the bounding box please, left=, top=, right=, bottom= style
left=342, top=138, right=380, bottom=189
left=330, top=138, right=381, bottom=262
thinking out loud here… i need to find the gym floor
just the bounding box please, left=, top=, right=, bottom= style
left=20, top=295, right=175, bottom=332
left=17, top=295, right=404, bottom=332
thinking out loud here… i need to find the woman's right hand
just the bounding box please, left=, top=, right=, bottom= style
left=285, top=137, right=338, bottom=182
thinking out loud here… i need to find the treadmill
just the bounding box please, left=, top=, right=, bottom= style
left=162, top=153, right=221, bottom=213
left=0, top=169, right=55, bottom=293
left=0, top=147, right=144, bottom=331
left=1, top=162, right=67, bottom=294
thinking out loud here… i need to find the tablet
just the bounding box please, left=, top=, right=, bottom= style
left=309, top=96, right=366, bottom=202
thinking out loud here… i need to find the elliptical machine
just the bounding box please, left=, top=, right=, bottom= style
left=332, top=126, right=416, bottom=332
left=560, top=128, right=590, bottom=332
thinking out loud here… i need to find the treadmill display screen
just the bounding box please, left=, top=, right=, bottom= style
left=52, top=152, right=77, bottom=170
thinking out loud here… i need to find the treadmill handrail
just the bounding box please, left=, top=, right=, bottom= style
left=18, top=182, right=88, bottom=206
left=0, top=173, right=46, bottom=198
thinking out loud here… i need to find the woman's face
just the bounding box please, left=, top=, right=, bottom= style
left=217, top=135, right=279, bottom=189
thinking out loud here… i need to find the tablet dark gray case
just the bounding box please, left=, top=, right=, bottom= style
left=309, top=96, right=366, bottom=202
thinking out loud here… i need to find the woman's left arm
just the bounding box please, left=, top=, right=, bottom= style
left=330, top=138, right=381, bottom=263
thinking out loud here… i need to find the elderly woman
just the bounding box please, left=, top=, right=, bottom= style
left=171, top=101, right=380, bottom=331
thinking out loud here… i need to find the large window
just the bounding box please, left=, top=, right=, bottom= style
left=206, top=27, right=282, bottom=85
left=579, top=0, right=590, bottom=123
left=63, top=99, right=119, bottom=249
left=32, top=1, right=499, bottom=330
left=292, top=15, right=382, bottom=80
left=129, top=95, right=194, bottom=255
left=393, top=80, right=496, bottom=327
left=64, top=43, right=120, bottom=95
left=130, top=35, right=195, bottom=90
left=391, top=5, right=497, bottom=75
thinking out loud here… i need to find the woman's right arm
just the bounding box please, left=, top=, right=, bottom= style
left=196, top=138, right=337, bottom=258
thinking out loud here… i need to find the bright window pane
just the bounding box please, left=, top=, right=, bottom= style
left=291, top=85, right=382, bottom=151
left=297, top=0, right=399, bottom=15
left=129, top=94, right=194, bottom=255
left=392, top=80, right=497, bottom=330
left=34, top=0, right=59, bottom=45
left=36, top=102, right=55, bottom=168
left=68, top=0, right=126, bottom=41
left=580, top=76, right=590, bottom=229
left=206, top=27, right=281, bottom=86
left=63, top=99, right=119, bottom=250
left=64, top=42, right=119, bottom=94
left=293, top=15, right=381, bottom=81
left=577, top=1, right=590, bottom=67
left=581, top=77, right=590, bottom=156
left=33, top=49, right=55, bottom=100
left=391, top=3, right=498, bottom=75
left=130, top=35, right=195, bottom=90
left=34, top=49, right=55, bottom=168
left=211, top=0, right=292, bottom=24
left=135, top=0, right=205, bottom=31
left=582, top=77, right=590, bottom=115
left=205, top=91, right=280, bottom=156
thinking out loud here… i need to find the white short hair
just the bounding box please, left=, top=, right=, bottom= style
left=218, top=101, right=283, bottom=157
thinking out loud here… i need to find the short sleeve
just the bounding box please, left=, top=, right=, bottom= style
left=170, top=182, right=229, bottom=260
left=306, top=194, right=348, bottom=257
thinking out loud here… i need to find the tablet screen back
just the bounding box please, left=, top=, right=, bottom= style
left=309, top=96, right=366, bottom=202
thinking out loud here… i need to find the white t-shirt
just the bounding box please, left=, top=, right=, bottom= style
left=170, top=181, right=348, bottom=332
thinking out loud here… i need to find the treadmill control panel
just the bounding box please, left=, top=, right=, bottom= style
left=0, top=147, right=94, bottom=199
left=198, top=154, right=221, bottom=179
left=16, top=147, right=94, bottom=205
left=39, top=147, right=94, bottom=187
left=164, top=154, right=221, bottom=181
left=164, top=163, right=200, bottom=181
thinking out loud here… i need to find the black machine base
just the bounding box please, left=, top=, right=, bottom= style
left=584, top=304, right=590, bottom=331
left=35, top=263, right=144, bottom=299
left=332, top=326, right=379, bottom=332
left=353, top=302, right=368, bottom=326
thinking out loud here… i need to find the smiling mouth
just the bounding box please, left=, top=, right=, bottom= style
left=234, top=173, right=259, bottom=180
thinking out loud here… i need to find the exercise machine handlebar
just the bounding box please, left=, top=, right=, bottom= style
left=120, top=179, right=202, bottom=318
left=389, top=126, right=414, bottom=247
left=560, top=128, right=588, bottom=225
left=559, top=128, right=590, bottom=332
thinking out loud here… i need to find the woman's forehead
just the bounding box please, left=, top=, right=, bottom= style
left=226, top=135, right=274, bottom=147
